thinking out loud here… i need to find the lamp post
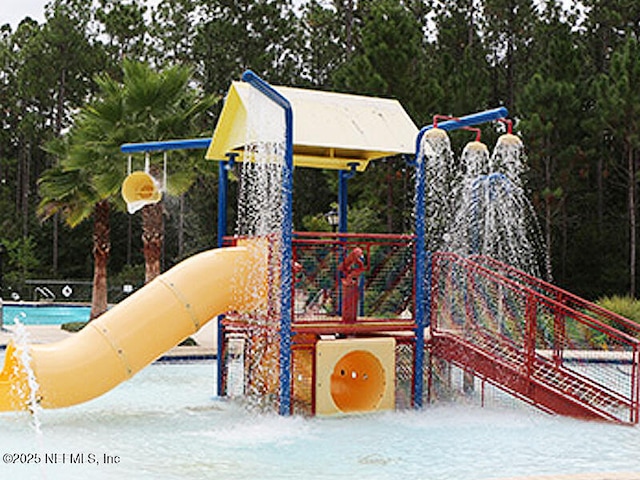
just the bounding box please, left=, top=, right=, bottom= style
left=325, top=209, right=339, bottom=232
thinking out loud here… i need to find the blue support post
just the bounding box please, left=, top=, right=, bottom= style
left=338, top=164, right=357, bottom=234
left=216, top=156, right=233, bottom=397
left=338, top=172, right=348, bottom=234
left=424, top=250, right=432, bottom=394
left=216, top=152, right=237, bottom=248
left=337, top=163, right=357, bottom=316
left=241, top=70, right=294, bottom=416
left=216, top=315, right=225, bottom=396
left=412, top=138, right=428, bottom=408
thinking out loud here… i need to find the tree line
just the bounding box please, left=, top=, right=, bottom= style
left=0, top=0, right=639, bottom=309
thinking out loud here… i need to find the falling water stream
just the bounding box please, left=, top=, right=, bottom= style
left=10, top=314, right=42, bottom=434
left=422, top=128, right=462, bottom=252
left=233, top=86, right=286, bottom=407
left=423, top=129, right=545, bottom=278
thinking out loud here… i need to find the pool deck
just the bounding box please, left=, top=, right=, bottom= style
left=494, top=474, right=640, bottom=480
left=0, top=321, right=217, bottom=362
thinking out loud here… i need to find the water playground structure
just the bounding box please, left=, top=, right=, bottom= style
left=1, top=71, right=640, bottom=425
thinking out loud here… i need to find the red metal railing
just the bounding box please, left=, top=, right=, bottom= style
left=430, top=252, right=640, bottom=424
left=470, top=255, right=640, bottom=338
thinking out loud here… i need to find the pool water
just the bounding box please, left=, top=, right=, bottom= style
left=2, top=304, right=91, bottom=326
left=1, top=357, right=639, bottom=480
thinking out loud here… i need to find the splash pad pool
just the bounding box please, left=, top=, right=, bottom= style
left=2, top=70, right=640, bottom=478
left=3, top=357, right=640, bottom=480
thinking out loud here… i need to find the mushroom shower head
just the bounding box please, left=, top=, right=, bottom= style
left=496, top=133, right=523, bottom=148
left=463, top=141, right=490, bottom=155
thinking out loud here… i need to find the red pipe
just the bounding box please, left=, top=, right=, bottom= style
left=498, top=118, right=514, bottom=134
left=339, top=247, right=366, bottom=323
left=433, top=113, right=515, bottom=140
left=433, top=114, right=461, bottom=129
left=461, top=126, right=482, bottom=142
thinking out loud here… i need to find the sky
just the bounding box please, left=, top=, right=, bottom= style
left=1, top=0, right=170, bottom=29
left=2, top=0, right=48, bottom=29
left=1, top=0, right=585, bottom=31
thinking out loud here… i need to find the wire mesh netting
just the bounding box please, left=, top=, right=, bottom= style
left=292, top=233, right=415, bottom=322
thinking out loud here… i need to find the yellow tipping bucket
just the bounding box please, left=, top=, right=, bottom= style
left=121, top=171, right=162, bottom=214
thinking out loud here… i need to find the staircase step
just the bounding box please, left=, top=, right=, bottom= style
left=436, top=333, right=626, bottom=420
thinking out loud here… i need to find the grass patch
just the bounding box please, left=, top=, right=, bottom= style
left=61, top=321, right=89, bottom=333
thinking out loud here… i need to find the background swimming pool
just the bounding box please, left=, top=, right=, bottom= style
left=2, top=303, right=91, bottom=325
left=1, top=358, right=639, bottom=480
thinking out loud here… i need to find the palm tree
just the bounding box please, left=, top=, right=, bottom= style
left=117, top=61, right=216, bottom=282
left=39, top=92, right=122, bottom=319
left=38, top=159, right=110, bottom=319
left=38, top=60, right=216, bottom=317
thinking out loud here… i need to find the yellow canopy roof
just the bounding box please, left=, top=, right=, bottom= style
left=205, top=82, right=418, bottom=171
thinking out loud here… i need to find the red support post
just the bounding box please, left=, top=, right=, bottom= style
left=524, top=294, right=538, bottom=380
left=633, top=346, right=640, bottom=423
left=553, top=294, right=565, bottom=369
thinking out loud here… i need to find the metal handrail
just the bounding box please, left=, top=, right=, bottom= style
left=33, top=286, right=55, bottom=302
left=470, top=254, right=640, bottom=336
left=430, top=251, right=640, bottom=423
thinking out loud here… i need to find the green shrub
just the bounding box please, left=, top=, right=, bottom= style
left=179, top=337, right=197, bottom=347
left=595, top=295, right=640, bottom=324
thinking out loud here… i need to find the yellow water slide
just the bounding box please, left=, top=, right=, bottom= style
left=0, top=243, right=267, bottom=411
